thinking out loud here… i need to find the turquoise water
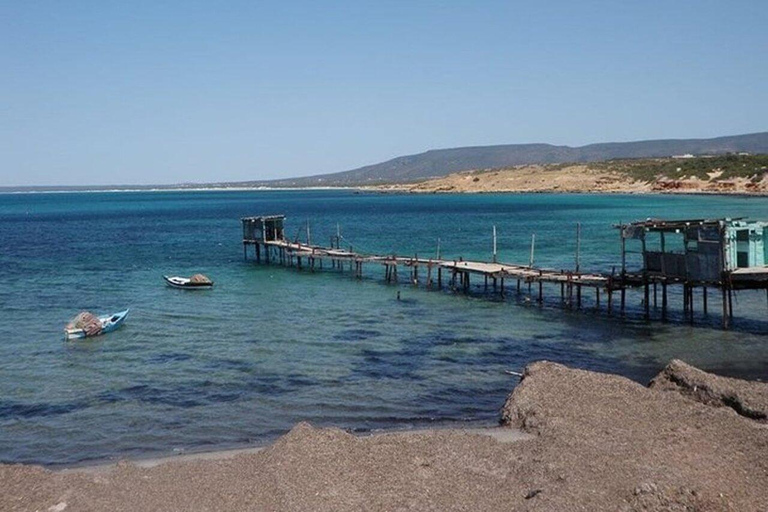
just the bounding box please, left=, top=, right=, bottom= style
left=0, top=190, right=766, bottom=465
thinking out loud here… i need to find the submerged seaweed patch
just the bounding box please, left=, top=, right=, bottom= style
left=332, top=328, right=383, bottom=341
left=146, top=352, right=193, bottom=364
left=0, top=400, right=88, bottom=419
left=354, top=343, right=430, bottom=381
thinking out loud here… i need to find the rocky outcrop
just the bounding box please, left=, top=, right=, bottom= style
left=650, top=359, right=768, bottom=422
left=501, top=360, right=768, bottom=511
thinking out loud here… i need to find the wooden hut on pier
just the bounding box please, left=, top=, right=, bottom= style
left=242, top=215, right=285, bottom=262
left=617, top=218, right=768, bottom=327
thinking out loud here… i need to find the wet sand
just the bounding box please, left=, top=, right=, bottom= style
left=59, top=427, right=533, bottom=474
left=2, top=360, right=766, bottom=511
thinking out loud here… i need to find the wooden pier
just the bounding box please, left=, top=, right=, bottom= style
left=242, top=215, right=768, bottom=329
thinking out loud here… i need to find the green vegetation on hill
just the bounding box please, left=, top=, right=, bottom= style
left=257, top=132, right=768, bottom=187
left=591, top=154, right=768, bottom=182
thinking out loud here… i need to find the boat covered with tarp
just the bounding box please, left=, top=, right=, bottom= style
left=163, top=274, right=214, bottom=289
left=64, top=309, right=129, bottom=340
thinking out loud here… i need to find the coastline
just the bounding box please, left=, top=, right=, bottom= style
left=59, top=426, right=532, bottom=474
left=6, top=180, right=768, bottom=197
left=365, top=185, right=768, bottom=198
left=4, top=183, right=768, bottom=198
left=0, top=185, right=355, bottom=195
left=4, top=359, right=766, bottom=511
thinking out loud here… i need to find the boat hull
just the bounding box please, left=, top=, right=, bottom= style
left=65, top=309, right=129, bottom=341
left=164, top=275, right=214, bottom=289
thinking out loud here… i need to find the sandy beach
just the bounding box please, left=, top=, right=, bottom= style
left=3, top=359, right=766, bottom=511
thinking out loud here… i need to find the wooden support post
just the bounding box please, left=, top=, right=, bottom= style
left=721, top=285, right=728, bottom=329
left=529, top=233, right=536, bottom=268
left=427, top=263, right=433, bottom=289
left=683, top=284, right=689, bottom=317
left=517, top=279, right=521, bottom=293
left=492, top=225, right=497, bottom=263
left=256, top=243, right=261, bottom=263
left=484, top=274, right=488, bottom=291
left=620, top=287, right=626, bottom=314
left=607, top=289, right=613, bottom=314
left=653, top=281, right=657, bottom=309
left=500, top=277, right=505, bottom=298
left=702, top=286, right=708, bottom=315
left=438, top=267, right=442, bottom=289
left=493, top=277, right=498, bottom=291
left=728, top=287, right=733, bottom=320
left=596, top=288, right=600, bottom=309
left=577, top=284, right=582, bottom=309
left=689, top=285, right=694, bottom=324
left=538, top=281, right=543, bottom=304
left=643, top=276, right=650, bottom=320
left=662, top=281, right=668, bottom=321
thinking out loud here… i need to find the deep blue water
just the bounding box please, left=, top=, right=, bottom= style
left=0, top=190, right=766, bottom=465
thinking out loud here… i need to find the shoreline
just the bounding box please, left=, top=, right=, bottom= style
left=59, top=426, right=532, bottom=474
left=3, top=184, right=768, bottom=198
left=364, top=186, right=768, bottom=198
left=4, top=359, right=766, bottom=511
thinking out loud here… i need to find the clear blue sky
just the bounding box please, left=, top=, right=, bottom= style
left=1, top=1, right=766, bottom=186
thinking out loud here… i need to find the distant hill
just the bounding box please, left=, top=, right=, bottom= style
left=261, top=132, right=768, bottom=187
left=3, top=132, right=767, bottom=192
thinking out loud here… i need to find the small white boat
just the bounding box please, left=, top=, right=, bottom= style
left=64, top=309, right=129, bottom=341
left=164, top=274, right=214, bottom=289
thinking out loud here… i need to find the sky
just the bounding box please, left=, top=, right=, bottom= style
left=1, top=1, right=767, bottom=186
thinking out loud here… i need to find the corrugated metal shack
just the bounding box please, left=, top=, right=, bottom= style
left=242, top=215, right=285, bottom=261
left=618, top=218, right=768, bottom=327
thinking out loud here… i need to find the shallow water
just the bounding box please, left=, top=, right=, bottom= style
left=0, top=190, right=766, bottom=465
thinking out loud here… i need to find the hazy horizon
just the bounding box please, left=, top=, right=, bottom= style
left=1, top=130, right=767, bottom=190
left=2, top=1, right=767, bottom=186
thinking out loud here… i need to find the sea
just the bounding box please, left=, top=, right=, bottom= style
left=0, top=190, right=766, bottom=466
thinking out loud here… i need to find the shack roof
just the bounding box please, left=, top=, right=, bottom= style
left=616, top=218, right=745, bottom=232
left=241, top=215, right=286, bottom=222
